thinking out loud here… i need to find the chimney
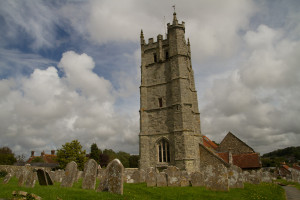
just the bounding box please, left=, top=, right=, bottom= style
left=41, top=151, right=45, bottom=156
left=51, top=150, right=55, bottom=155
left=228, top=148, right=233, bottom=165
left=31, top=151, right=34, bottom=157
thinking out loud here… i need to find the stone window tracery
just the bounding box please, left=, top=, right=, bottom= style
left=157, top=139, right=170, bottom=163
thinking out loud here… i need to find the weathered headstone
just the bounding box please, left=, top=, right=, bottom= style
left=61, top=161, right=78, bottom=187
left=203, top=164, right=229, bottom=191
left=3, top=173, right=12, bottom=184
left=165, top=166, right=181, bottom=186
left=97, top=171, right=108, bottom=192
left=131, top=170, right=144, bottom=183
left=107, top=159, right=124, bottom=194
left=180, top=171, right=190, bottom=187
left=82, top=159, right=98, bottom=190
left=146, top=168, right=156, bottom=187
left=156, top=172, right=167, bottom=187
left=18, top=164, right=32, bottom=186
left=25, top=171, right=37, bottom=188
left=76, top=171, right=83, bottom=182
left=37, top=169, right=53, bottom=186
left=191, top=171, right=204, bottom=187
left=139, top=169, right=146, bottom=182
left=228, top=165, right=244, bottom=188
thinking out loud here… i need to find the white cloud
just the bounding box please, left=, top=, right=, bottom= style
left=0, top=51, right=139, bottom=157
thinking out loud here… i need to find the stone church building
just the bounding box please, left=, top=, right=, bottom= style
left=139, top=12, right=261, bottom=173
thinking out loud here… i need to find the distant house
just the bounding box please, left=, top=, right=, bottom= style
left=27, top=150, right=59, bottom=168
left=202, top=132, right=262, bottom=171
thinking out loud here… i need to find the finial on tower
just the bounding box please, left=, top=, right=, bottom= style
left=172, top=5, right=178, bottom=25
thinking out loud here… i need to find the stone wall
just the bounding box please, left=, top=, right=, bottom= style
left=217, top=132, right=254, bottom=154
left=0, top=165, right=52, bottom=175
left=199, top=144, right=229, bottom=170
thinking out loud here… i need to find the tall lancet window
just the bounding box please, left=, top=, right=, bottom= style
left=157, top=138, right=170, bottom=163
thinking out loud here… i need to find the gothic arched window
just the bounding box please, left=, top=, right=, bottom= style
left=157, top=139, right=170, bottom=163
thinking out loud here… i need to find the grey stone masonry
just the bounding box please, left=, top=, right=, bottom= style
left=164, top=166, right=181, bottom=186
left=2, top=173, right=12, bottom=184
left=146, top=168, right=156, bottom=187
left=156, top=172, right=167, bottom=187
left=203, top=164, right=229, bottom=191
left=228, top=165, right=244, bottom=188
left=82, top=159, right=98, bottom=190
left=139, top=12, right=202, bottom=173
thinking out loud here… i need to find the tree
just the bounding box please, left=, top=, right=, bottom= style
left=90, top=143, right=101, bottom=164
left=0, top=146, right=16, bottom=165
left=129, top=155, right=139, bottom=168
left=31, top=157, right=44, bottom=163
left=99, top=153, right=109, bottom=167
left=117, top=151, right=130, bottom=168
left=56, top=140, right=88, bottom=170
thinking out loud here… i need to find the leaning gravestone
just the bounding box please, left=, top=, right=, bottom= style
left=164, top=166, right=181, bottom=186
left=204, top=164, right=229, bottom=191
left=3, top=173, right=12, bottom=184
left=228, top=165, right=244, bottom=188
left=146, top=168, right=156, bottom=187
left=191, top=171, right=204, bottom=187
left=18, top=164, right=32, bottom=186
left=82, top=159, right=98, bottom=190
left=107, top=159, right=124, bottom=195
left=61, top=161, right=78, bottom=187
left=156, top=172, right=167, bottom=187
left=37, top=169, right=53, bottom=186
left=25, top=171, right=37, bottom=188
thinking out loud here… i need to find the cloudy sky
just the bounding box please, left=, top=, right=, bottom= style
left=0, top=0, right=299, bottom=158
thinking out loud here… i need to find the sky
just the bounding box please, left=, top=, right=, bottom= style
left=0, top=0, right=299, bottom=159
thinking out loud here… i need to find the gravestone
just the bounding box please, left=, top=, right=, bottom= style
left=61, top=161, right=78, bottom=187
left=18, top=164, right=32, bottom=186
left=180, top=171, right=190, bottom=187
left=139, top=169, right=146, bottom=182
left=146, top=168, right=156, bottom=187
left=107, top=159, right=124, bottom=194
left=191, top=171, right=204, bottom=186
left=3, top=173, right=12, bottom=184
left=203, top=164, right=229, bottom=191
left=37, top=169, right=53, bottom=186
left=228, top=165, right=244, bottom=188
left=97, top=171, right=108, bottom=192
left=261, top=171, right=272, bottom=183
left=156, top=172, right=167, bottom=187
left=82, top=159, right=98, bottom=190
left=25, top=171, right=37, bottom=188
left=165, top=166, right=181, bottom=186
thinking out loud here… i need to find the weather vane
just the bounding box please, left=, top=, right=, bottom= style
left=172, top=5, right=176, bottom=12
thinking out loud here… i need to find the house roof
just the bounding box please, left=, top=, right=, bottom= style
left=27, top=154, right=57, bottom=164
left=202, top=135, right=218, bottom=150
left=216, top=152, right=261, bottom=169
left=292, top=164, right=300, bottom=171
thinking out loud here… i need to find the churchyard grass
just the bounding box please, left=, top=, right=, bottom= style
left=276, top=178, right=300, bottom=190
left=0, top=177, right=285, bottom=200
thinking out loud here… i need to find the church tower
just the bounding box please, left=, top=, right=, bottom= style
left=139, top=12, right=202, bottom=173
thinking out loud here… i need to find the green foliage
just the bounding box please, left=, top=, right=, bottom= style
left=89, top=143, right=101, bottom=164
left=56, top=140, right=88, bottom=170
left=0, top=146, right=16, bottom=165
left=31, top=156, right=45, bottom=163
left=0, top=177, right=286, bottom=200
left=129, top=155, right=139, bottom=168
left=116, top=151, right=130, bottom=168
left=0, top=170, right=8, bottom=178
left=262, top=146, right=300, bottom=167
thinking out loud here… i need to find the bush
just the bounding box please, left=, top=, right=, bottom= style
left=0, top=170, right=8, bottom=178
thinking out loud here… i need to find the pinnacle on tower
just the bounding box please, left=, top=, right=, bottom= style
left=172, top=12, right=178, bottom=25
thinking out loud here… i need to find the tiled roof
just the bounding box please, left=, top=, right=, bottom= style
left=292, top=164, right=300, bottom=171
left=282, top=164, right=289, bottom=171
left=202, top=135, right=218, bottom=150
left=27, top=154, right=57, bottom=164
left=216, top=152, right=261, bottom=169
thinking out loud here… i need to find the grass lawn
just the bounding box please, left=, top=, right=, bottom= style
left=275, top=178, right=300, bottom=190
left=0, top=177, right=285, bottom=200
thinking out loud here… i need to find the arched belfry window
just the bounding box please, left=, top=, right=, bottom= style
left=157, top=138, right=170, bottom=163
